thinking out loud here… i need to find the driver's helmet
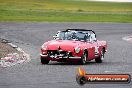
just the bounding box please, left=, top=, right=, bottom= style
left=71, top=32, right=77, bottom=39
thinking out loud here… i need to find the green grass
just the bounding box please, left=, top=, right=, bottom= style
left=0, top=0, right=132, bottom=22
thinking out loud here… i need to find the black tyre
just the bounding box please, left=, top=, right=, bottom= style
left=41, top=57, right=49, bottom=64
left=95, top=49, right=104, bottom=63
left=80, top=52, right=87, bottom=65
left=76, top=75, right=87, bottom=85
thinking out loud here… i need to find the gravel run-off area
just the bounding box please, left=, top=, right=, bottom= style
left=0, top=38, right=30, bottom=67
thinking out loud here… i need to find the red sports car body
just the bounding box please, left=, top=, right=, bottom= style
left=40, top=29, right=107, bottom=64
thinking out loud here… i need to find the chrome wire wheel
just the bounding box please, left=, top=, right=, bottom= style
left=100, top=50, right=104, bottom=61
left=80, top=52, right=87, bottom=65
left=95, top=49, right=104, bottom=63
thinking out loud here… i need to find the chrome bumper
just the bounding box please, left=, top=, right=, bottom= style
left=40, top=54, right=48, bottom=57
left=61, top=56, right=81, bottom=59
left=69, top=57, right=81, bottom=59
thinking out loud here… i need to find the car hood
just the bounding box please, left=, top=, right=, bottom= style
left=44, top=40, right=84, bottom=51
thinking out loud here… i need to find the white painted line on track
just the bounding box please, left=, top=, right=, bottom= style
left=105, top=70, right=132, bottom=73
left=122, top=36, right=132, bottom=43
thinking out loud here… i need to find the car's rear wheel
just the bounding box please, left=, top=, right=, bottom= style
left=95, top=49, right=104, bottom=63
left=80, top=52, right=87, bottom=65
left=41, top=57, right=49, bottom=64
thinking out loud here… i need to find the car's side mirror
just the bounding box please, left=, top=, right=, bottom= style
left=53, top=36, right=59, bottom=39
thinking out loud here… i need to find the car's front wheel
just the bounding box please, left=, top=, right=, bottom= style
left=95, top=49, right=105, bottom=63
left=41, top=57, right=49, bottom=64
left=80, top=52, right=87, bottom=65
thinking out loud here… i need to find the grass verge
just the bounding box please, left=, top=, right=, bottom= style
left=0, top=0, right=132, bottom=22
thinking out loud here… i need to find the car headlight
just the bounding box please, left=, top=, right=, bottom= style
left=75, top=47, right=81, bottom=53
left=41, top=44, right=48, bottom=50
left=41, top=44, right=48, bottom=55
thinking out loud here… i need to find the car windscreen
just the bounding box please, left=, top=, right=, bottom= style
left=55, top=31, right=90, bottom=41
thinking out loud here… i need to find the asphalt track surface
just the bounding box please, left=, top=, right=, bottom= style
left=0, top=22, right=132, bottom=88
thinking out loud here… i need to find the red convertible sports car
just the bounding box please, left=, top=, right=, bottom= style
left=40, top=29, right=107, bottom=65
